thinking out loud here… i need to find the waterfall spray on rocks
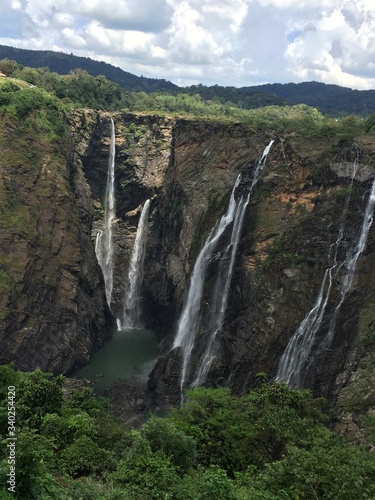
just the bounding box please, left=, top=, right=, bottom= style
left=174, top=141, right=274, bottom=393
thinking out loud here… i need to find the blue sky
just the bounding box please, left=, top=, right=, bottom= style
left=1, top=0, right=375, bottom=89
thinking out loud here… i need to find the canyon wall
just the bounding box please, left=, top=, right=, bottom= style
left=2, top=109, right=375, bottom=422
left=0, top=110, right=114, bottom=374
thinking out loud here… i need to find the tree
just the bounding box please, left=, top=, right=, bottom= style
left=0, top=59, right=19, bottom=76
left=141, top=415, right=196, bottom=474
left=169, top=384, right=325, bottom=474
left=110, top=432, right=178, bottom=499
left=254, top=427, right=375, bottom=499
left=16, top=370, right=64, bottom=428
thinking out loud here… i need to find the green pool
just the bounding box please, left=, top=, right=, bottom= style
left=73, top=328, right=158, bottom=392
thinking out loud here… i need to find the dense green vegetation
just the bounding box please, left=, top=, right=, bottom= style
left=244, top=81, right=375, bottom=116
left=0, top=45, right=177, bottom=93
left=1, top=58, right=375, bottom=143
left=1, top=365, right=375, bottom=499
left=1, top=45, right=375, bottom=115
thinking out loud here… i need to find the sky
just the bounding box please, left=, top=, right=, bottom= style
left=1, top=0, right=375, bottom=90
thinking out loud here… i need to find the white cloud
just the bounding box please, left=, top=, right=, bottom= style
left=167, top=1, right=228, bottom=65
left=74, top=0, right=172, bottom=32
left=0, top=0, right=374, bottom=90
left=61, top=28, right=87, bottom=49
left=54, top=12, right=75, bottom=28
left=285, top=0, right=375, bottom=89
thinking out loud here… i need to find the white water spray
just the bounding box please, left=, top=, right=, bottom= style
left=174, top=141, right=273, bottom=392
left=326, top=178, right=375, bottom=344
left=276, top=155, right=375, bottom=388
left=95, top=118, right=116, bottom=308
left=173, top=177, right=240, bottom=392
left=192, top=141, right=274, bottom=387
left=118, top=200, right=151, bottom=329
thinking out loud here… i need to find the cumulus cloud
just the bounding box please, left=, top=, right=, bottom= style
left=0, top=0, right=374, bottom=89
left=286, top=0, right=375, bottom=88
left=0, top=0, right=38, bottom=39
left=73, top=0, right=172, bottom=32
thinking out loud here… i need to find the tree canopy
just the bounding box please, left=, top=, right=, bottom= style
left=1, top=365, right=375, bottom=499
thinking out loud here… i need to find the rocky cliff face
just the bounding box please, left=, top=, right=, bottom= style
left=75, top=112, right=375, bottom=416
left=2, top=108, right=375, bottom=422
left=0, top=110, right=114, bottom=374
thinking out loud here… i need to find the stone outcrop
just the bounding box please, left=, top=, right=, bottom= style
left=3, top=109, right=375, bottom=427
left=0, top=110, right=114, bottom=374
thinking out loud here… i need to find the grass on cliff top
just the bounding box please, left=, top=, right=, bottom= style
left=0, top=76, right=30, bottom=89
left=0, top=63, right=372, bottom=142
left=126, top=97, right=371, bottom=141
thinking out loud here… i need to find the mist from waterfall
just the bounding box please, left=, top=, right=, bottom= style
left=173, top=141, right=274, bottom=393
left=118, top=199, right=150, bottom=329
left=95, top=118, right=116, bottom=308
left=276, top=153, right=375, bottom=388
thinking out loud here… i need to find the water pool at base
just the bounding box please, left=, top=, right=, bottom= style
left=73, top=328, right=158, bottom=392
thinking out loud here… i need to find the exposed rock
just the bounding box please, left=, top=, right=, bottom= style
left=3, top=109, right=375, bottom=428
left=0, top=110, right=114, bottom=375
left=104, top=378, right=150, bottom=428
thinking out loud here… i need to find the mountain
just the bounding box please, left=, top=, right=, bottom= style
left=0, top=44, right=178, bottom=92
left=186, top=81, right=375, bottom=116
left=1, top=44, right=375, bottom=116
left=242, top=81, right=375, bottom=116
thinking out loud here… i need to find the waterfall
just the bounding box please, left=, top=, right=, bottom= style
left=326, top=178, right=375, bottom=344
left=192, top=140, right=274, bottom=387
left=173, top=176, right=240, bottom=392
left=118, top=200, right=150, bottom=329
left=275, top=263, right=339, bottom=388
left=95, top=118, right=116, bottom=308
left=276, top=163, right=375, bottom=388
left=174, top=141, right=274, bottom=393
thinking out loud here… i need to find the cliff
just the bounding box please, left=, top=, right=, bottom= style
left=2, top=108, right=375, bottom=425
left=0, top=109, right=114, bottom=374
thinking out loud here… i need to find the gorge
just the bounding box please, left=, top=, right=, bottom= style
left=2, top=108, right=375, bottom=425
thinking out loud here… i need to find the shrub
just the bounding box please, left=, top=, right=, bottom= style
left=141, top=416, right=196, bottom=473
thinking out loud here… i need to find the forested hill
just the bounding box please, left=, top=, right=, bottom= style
left=1, top=44, right=375, bottom=115
left=0, top=44, right=178, bottom=93
left=244, top=81, right=375, bottom=116
left=184, top=81, right=375, bottom=116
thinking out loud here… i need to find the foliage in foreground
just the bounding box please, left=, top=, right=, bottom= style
left=1, top=365, right=375, bottom=499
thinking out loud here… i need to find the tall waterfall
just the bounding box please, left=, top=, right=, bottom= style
left=174, top=141, right=274, bottom=392
left=192, top=140, right=274, bottom=387
left=118, top=200, right=150, bottom=329
left=326, top=178, right=375, bottom=344
left=95, top=118, right=116, bottom=308
left=276, top=164, right=375, bottom=388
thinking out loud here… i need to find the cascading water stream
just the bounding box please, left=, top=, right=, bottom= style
left=192, top=141, right=274, bottom=387
left=276, top=156, right=375, bottom=388
left=118, top=199, right=150, bottom=329
left=325, top=178, right=375, bottom=345
left=173, top=141, right=273, bottom=393
left=95, top=118, right=116, bottom=308
left=173, top=176, right=241, bottom=392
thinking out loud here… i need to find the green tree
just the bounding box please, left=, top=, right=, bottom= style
left=254, top=427, right=375, bottom=499
left=141, top=415, right=196, bottom=474
left=60, top=434, right=116, bottom=477
left=0, top=428, right=62, bottom=500
left=0, top=59, right=19, bottom=76
left=110, top=432, right=178, bottom=499
left=169, top=384, right=324, bottom=474
left=17, top=370, right=64, bottom=428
